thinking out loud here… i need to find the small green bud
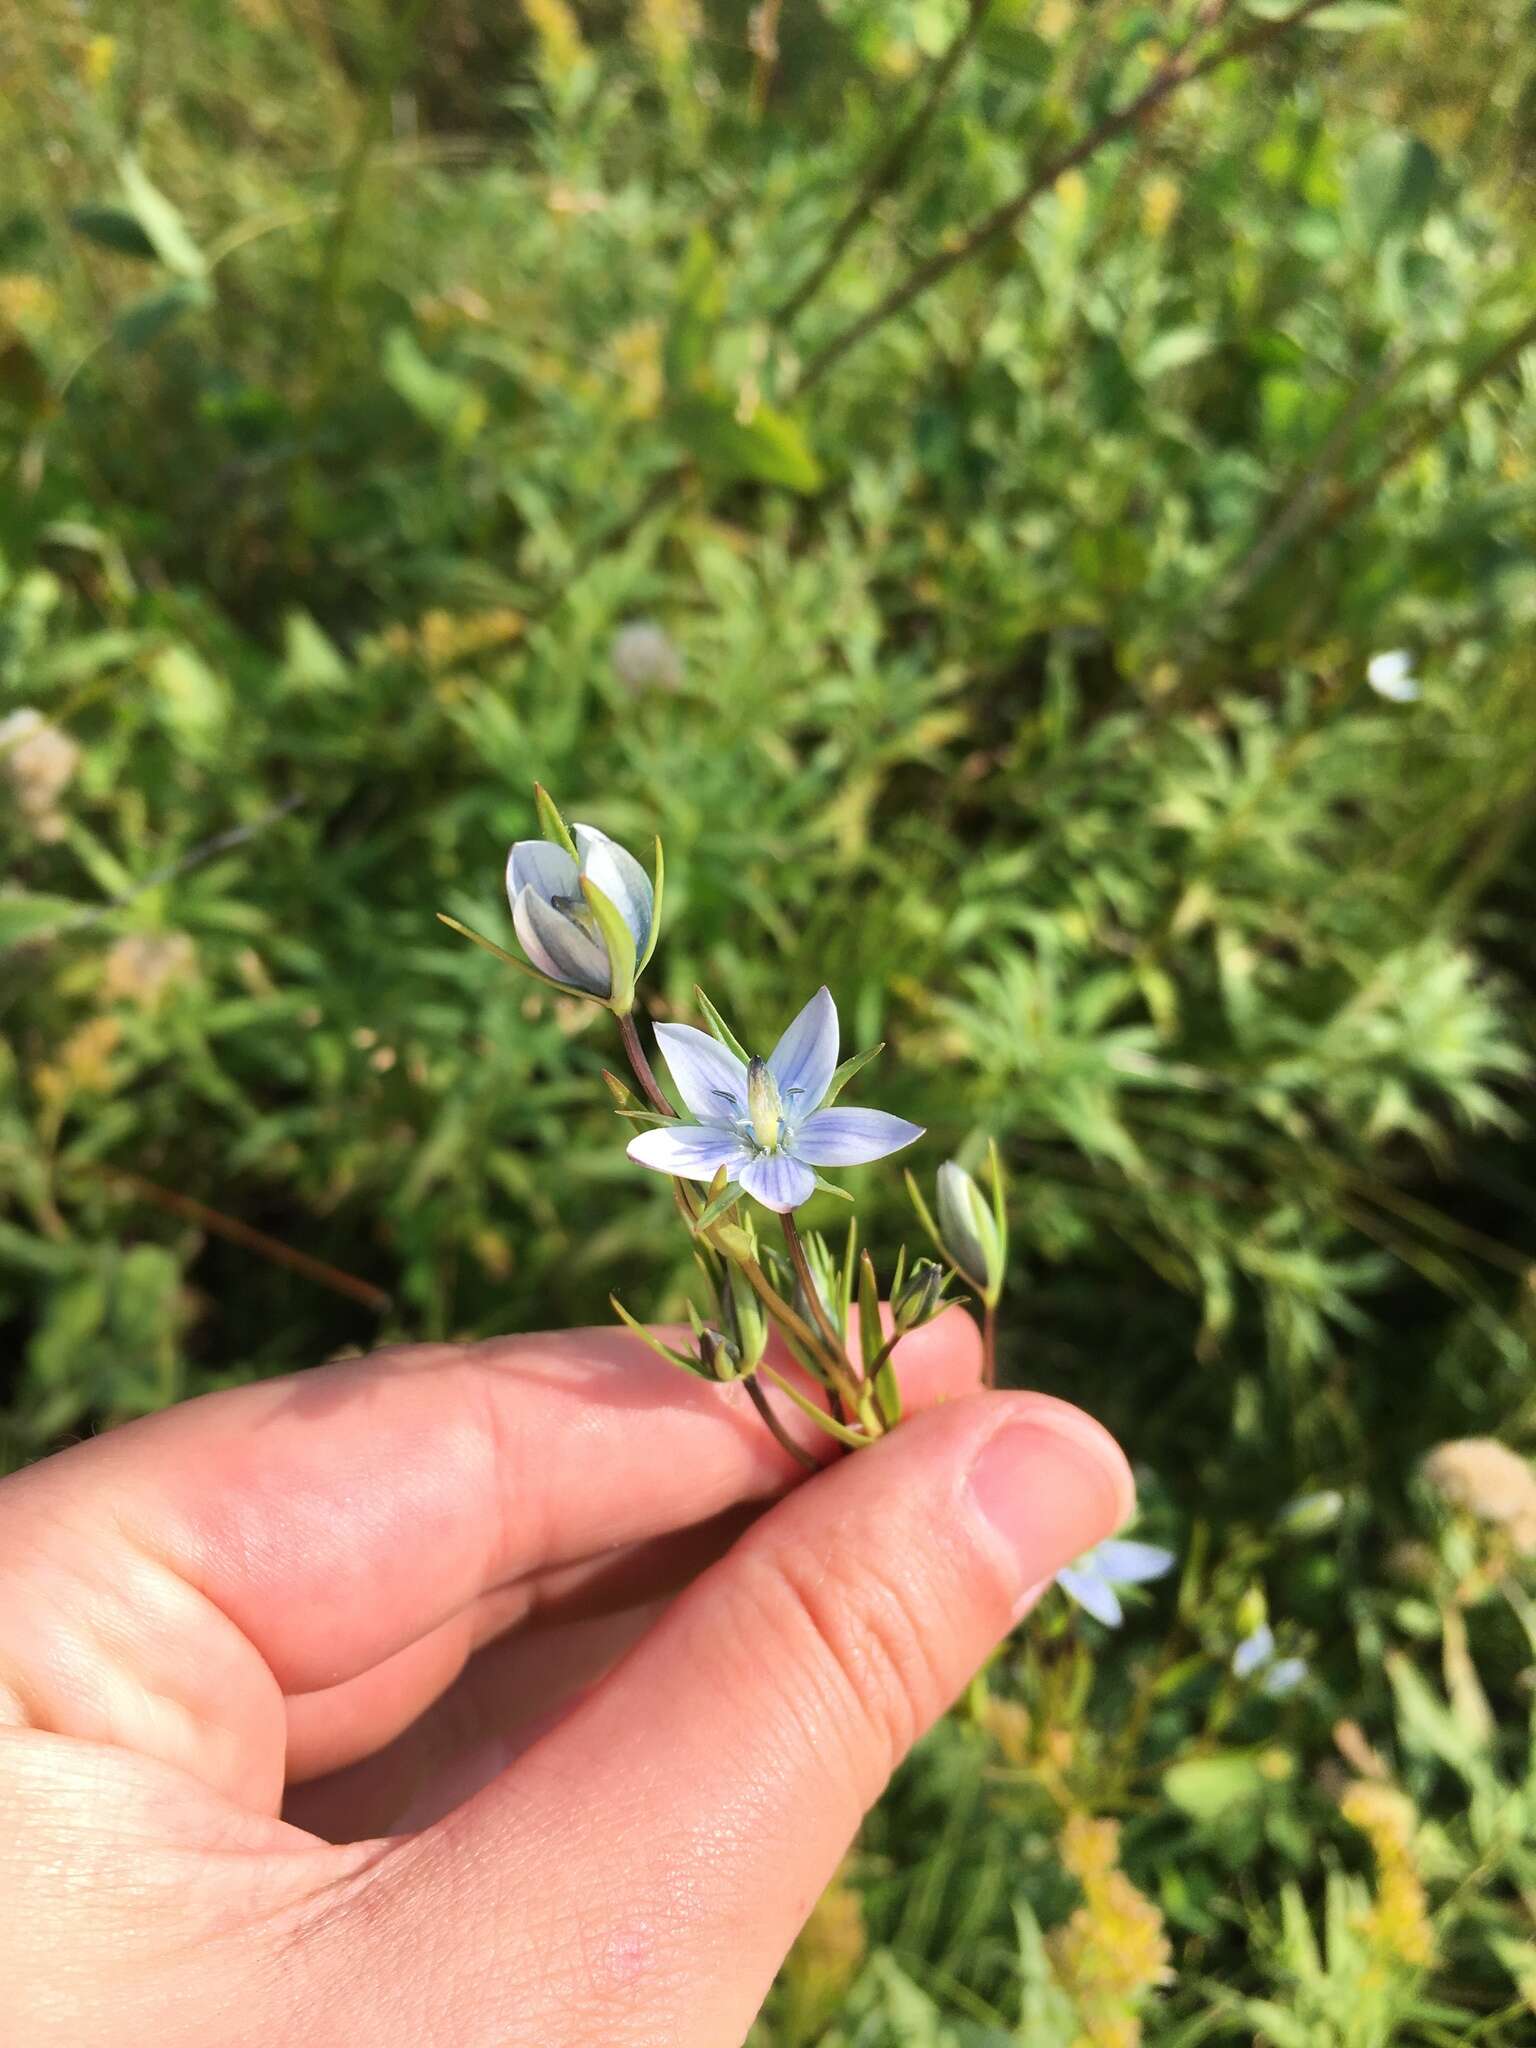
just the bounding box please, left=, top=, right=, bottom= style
left=1275, top=1488, right=1344, bottom=1538
left=936, top=1160, right=1005, bottom=1302
left=1235, top=1584, right=1268, bottom=1640
left=893, top=1257, right=949, bottom=1333
left=698, top=1325, right=745, bottom=1382
left=722, top=1263, right=769, bottom=1371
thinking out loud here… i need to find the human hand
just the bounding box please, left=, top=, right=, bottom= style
left=0, top=1311, right=1130, bottom=2046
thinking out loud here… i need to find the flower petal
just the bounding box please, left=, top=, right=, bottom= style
left=1056, top=1564, right=1123, bottom=1628
left=792, top=1106, right=925, bottom=1167
left=654, top=1023, right=749, bottom=1123
left=626, top=1126, right=749, bottom=1182
left=513, top=886, right=610, bottom=996
left=1262, top=1657, right=1308, bottom=1698
left=767, top=986, right=839, bottom=1112
left=506, top=838, right=579, bottom=912
left=1231, top=1624, right=1275, bottom=1679
left=1094, top=1539, right=1176, bottom=1586
left=573, top=823, right=654, bottom=954
left=737, top=1151, right=817, bottom=1214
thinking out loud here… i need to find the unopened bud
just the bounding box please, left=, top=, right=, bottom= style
left=935, top=1160, right=1005, bottom=1302
left=893, top=1257, right=949, bottom=1332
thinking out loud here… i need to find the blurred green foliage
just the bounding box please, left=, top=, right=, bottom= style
left=4, top=0, right=1536, bottom=2039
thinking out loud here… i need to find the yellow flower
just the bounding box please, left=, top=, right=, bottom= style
left=524, top=0, right=586, bottom=77
left=1049, top=1813, right=1172, bottom=2048
left=1340, top=1780, right=1436, bottom=1970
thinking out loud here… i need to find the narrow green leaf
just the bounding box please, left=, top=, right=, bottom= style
left=638, top=835, right=664, bottom=973
left=611, top=1294, right=708, bottom=1377
left=694, top=984, right=750, bottom=1062
left=692, top=1181, right=744, bottom=1234
left=874, top=1354, right=902, bottom=1429
left=988, top=1135, right=1009, bottom=1275
left=119, top=153, right=206, bottom=278
left=761, top=1366, right=870, bottom=1449
left=905, top=1168, right=944, bottom=1254
left=532, top=782, right=578, bottom=857
left=68, top=204, right=158, bottom=260
left=435, top=911, right=567, bottom=990
left=823, top=1041, right=884, bottom=1107
left=580, top=876, right=637, bottom=1013
left=602, top=1069, right=633, bottom=1106
left=859, top=1250, right=883, bottom=1379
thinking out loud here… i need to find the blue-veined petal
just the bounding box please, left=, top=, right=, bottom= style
left=513, top=886, right=610, bottom=995
left=766, top=986, right=839, bottom=1112
left=1093, top=1539, right=1176, bottom=1586
left=626, top=1126, right=749, bottom=1181
left=1231, top=1624, right=1275, bottom=1679
left=792, top=1106, right=924, bottom=1166
left=654, top=1023, right=749, bottom=1123
left=1262, top=1657, right=1307, bottom=1698
left=738, top=1151, right=816, bottom=1213
left=1056, top=1563, right=1123, bottom=1628
left=573, top=823, right=654, bottom=954
left=506, top=838, right=580, bottom=911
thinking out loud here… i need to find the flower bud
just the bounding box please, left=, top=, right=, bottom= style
left=722, top=1262, right=769, bottom=1371
left=1275, top=1488, right=1345, bottom=1539
left=697, top=1325, right=745, bottom=1382
left=893, top=1257, right=949, bottom=1333
left=935, top=1159, right=1005, bottom=1302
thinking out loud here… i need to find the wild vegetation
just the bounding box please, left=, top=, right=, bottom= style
left=4, top=1, right=1536, bottom=2039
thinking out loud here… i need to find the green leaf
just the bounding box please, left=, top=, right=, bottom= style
left=382, top=326, right=485, bottom=444
left=1346, top=131, right=1439, bottom=246
left=694, top=985, right=750, bottom=1062
left=809, top=1171, right=854, bottom=1202
left=692, top=1181, right=744, bottom=1234
left=118, top=153, right=207, bottom=278
left=663, top=228, right=724, bottom=395
left=113, top=279, right=211, bottom=354
left=610, top=1294, right=708, bottom=1376
left=823, top=1041, right=884, bottom=1107
left=0, top=893, right=88, bottom=949
left=859, top=1250, right=883, bottom=1379
left=1163, top=1752, right=1268, bottom=1820
left=68, top=204, right=159, bottom=260
left=580, top=875, right=637, bottom=1013
left=0, top=207, right=46, bottom=267
left=671, top=391, right=824, bottom=494
left=435, top=912, right=569, bottom=991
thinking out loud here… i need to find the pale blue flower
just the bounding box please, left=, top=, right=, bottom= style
left=1232, top=1623, right=1307, bottom=1697
left=626, top=986, right=923, bottom=1214
left=506, top=823, right=655, bottom=1001
left=1367, top=649, right=1419, bottom=703
left=1054, top=1537, right=1176, bottom=1628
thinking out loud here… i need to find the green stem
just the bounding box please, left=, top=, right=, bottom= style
left=745, top=1375, right=819, bottom=1471
left=983, top=1300, right=998, bottom=1392
left=780, top=1213, right=865, bottom=1420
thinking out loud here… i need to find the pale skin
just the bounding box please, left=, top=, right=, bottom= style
left=0, top=1308, right=1132, bottom=2046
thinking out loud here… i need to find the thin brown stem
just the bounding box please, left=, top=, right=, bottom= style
left=616, top=1010, right=677, bottom=1118
left=983, top=1300, right=998, bottom=1392
left=745, top=1374, right=820, bottom=1470
left=793, top=0, right=1331, bottom=395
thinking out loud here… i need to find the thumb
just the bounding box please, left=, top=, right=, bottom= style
left=361, top=1384, right=1133, bottom=2047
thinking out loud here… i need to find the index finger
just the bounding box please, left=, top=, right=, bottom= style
left=0, top=1311, right=982, bottom=1803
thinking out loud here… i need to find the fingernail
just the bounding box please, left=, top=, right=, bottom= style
left=967, top=1410, right=1133, bottom=1598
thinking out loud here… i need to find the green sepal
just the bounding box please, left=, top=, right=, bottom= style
left=692, top=1179, right=744, bottom=1235
left=858, top=1250, right=883, bottom=1381
left=809, top=1172, right=854, bottom=1203
left=987, top=1136, right=1009, bottom=1291
left=580, top=874, right=637, bottom=1014
left=436, top=911, right=570, bottom=993
left=612, top=1106, right=674, bottom=1126
left=638, top=836, right=665, bottom=973
left=761, top=1365, right=871, bottom=1449
left=874, top=1353, right=903, bottom=1429
left=602, top=1069, right=633, bottom=1107
left=533, top=782, right=578, bottom=858
left=823, top=1041, right=884, bottom=1108
left=610, top=1293, right=709, bottom=1378
left=694, top=984, right=750, bottom=1062
left=711, top=1221, right=757, bottom=1263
